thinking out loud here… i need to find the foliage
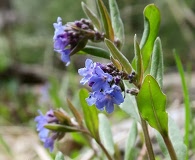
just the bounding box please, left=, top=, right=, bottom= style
left=0, top=0, right=194, bottom=159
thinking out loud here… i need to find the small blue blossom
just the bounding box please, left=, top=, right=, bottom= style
left=78, top=59, right=96, bottom=85
left=53, top=17, right=71, bottom=66
left=89, top=66, right=113, bottom=92
left=79, top=59, right=125, bottom=113
left=35, top=109, right=58, bottom=152
left=86, top=85, right=124, bottom=113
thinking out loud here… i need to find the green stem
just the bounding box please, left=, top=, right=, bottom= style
left=140, top=117, right=155, bottom=160
left=97, top=140, right=113, bottom=160
left=81, top=129, right=113, bottom=160
left=162, top=135, right=177, bottom=160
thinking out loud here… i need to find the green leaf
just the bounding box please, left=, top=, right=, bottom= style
left=119, top=81, right=140, bottom=122
left=124, top=121, right=138, bottom=160
left=55, top=152, right=64, bottom=160
left=174, top=52, right=190, bottom=159
left=79, top=89, right=99, bottom=140
left=109, top=0, right=125, bottom=48
left=70, top=38, right=88, bottom=56
left=105, top=39, right=133, bottom=74
left=136, top=4, right=160, bottom=71
left=44, top=124, right=78, bottom=132
left=156, top=117, right=187, bottom=160
left=81, top=2, right=101, bottom=31
left=150, top=37, right=164, bottom=88
left=110, top=56, right=122, bottom=71
left=96, top=0, right=114, bottom=41
left=137, top=75, right=168, bottom=135
left=78, top=45, right=110, bottom=59
left=134, top=34, right=144, bottom=87
left=99, top=113, right=115, bottom=156
left=66, top=98, right=83, bottom=126
left=54, top=109, right=72, bottom=125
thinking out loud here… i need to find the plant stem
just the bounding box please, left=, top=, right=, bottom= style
left=97, top=140, right=113, bottom=160
left=140, top=117, right=155, bottom=160
left=162, top=135, right=177, bottom=160
left=82, top=129, right=113, bottom=160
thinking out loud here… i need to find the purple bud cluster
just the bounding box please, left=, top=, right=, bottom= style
left=35, top=110, right=61, bottom=152
left=53, top=17, right=104, bottom=66
left=78, top=59, right=124, bottom=113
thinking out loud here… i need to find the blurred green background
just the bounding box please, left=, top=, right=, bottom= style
left=0, top=0, right=194, bottom=159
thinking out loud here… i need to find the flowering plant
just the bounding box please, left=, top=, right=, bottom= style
left=35, top=0, right=189, bottom=159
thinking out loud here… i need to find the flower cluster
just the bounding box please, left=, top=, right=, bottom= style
left=53, top=17, right=104, bottom=66
left=78, top=59, right=125, bottom=113
left=35, top=109, right=63, bottom=152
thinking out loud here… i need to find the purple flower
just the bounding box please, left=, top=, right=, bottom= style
left=35, top=110, right=58, bottom=152
left=86, top=85, right=124, bottom=113
left=79, top=59, right=125, bottom=113
left=78, top=59, right=113, bottom=91
left=89, top=66, right=113, bottom=92
left=53, top=17, right=71, bottom=66
left=78, top=59, right=96, bottom=85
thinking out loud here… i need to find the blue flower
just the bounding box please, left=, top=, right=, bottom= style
left=35, top=110, right=58, bottom=152
left=78, top=59, right=96, bottom=85
left=53, top=17, right=71, bottom=66
left=78, top=59, right=113, bottom=91
left=89, top=66, right=113, bottom=92
left=86, top=85, right=124, bottom=113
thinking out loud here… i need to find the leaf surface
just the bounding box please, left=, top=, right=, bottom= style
left=96, top=0, right=114, bottom=41
left=137, top=75, right=168, bottom=135
left=79, top=89, right=99, bottom=140
left=99, top=113, right=115, bottom=156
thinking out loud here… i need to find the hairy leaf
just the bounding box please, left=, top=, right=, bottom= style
left=133, top=4, right=160, bottom=71
left=119, top=82, right=140, bottom=122
left=66, top=98, right=83, bottom=126
left=55, top=152, right=64, bottom=160
left=79, top=89, right=99, bottom=140
left=156, top=117, right=187, bottom=160
left=81, top=2, right=101, bottom=31
left=44, top=124, right=78, bottom=132
left=78, top=45, right=110, bottom=59
left=134, top=34, right=144, bottom=87
left=96, top=0, right=114, bottom=41
left=99, top=113, right=115, bottom=156
left=137, top=75, right=168, bottom=135
left=109, top=0, right=125, bottom=48
left=150, top=37, right=164, bottom=88
left=105, top=39, right=133, bottom=74
left=124, top=121, right=138, bottom=160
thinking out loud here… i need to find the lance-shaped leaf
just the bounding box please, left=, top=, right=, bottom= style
left=105, top=39, right=133, bottom=74
left=78, top=46, right=110, bottom=59
left=110, top=56, right=122, bottom=71
left=66, top=98, right=83, bottom=126
left=124, top=121, right=138, bottom=160
left=99, top=113, right=115, bottom=157
left=79, top=89, right=99, bottom=140
left=109, top=0, right=125, bottom=48
left=134, top=34, right=144, bottom=88
left=44, top=124, right=79, bottom=132
left=54, top=109, right=72, bottom=125
left=137, top=75, right=168, bottom=135
left=55, top=152, right=64, bottom=160
left=96, top=0, right=114, bottom=41
left=156, top=117, right=187, bottom=160
left=81, top=2, right=101, bottom=31
left=70, top=38, right=88, bottom=56
left=119, top=81, right=140, bottom=122
left=150, top=37, right=164, bottom=88
left=133, top=4, right=160, bottom=71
